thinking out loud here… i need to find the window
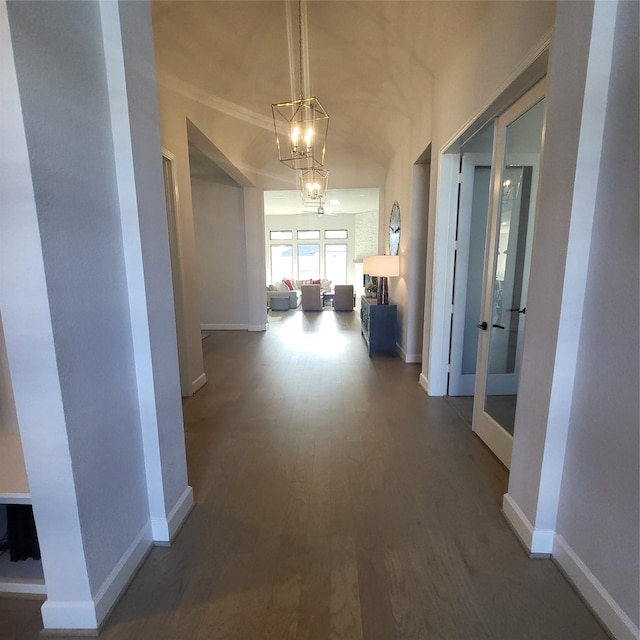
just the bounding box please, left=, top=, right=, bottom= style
left=297, top=230, right=320, bottom=240
left=270, top=245, right=293, bottom=282
left=325, top=244, right=348, bottom=284
left=270, top=230, right=292, bottom=240
left=297, top=244, right=320, bottom=280
left=324, top=229, right=348, bottom=239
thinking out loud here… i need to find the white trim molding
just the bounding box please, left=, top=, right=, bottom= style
left=151, top=485, right=194, bottom=545
left=201, top=323, right=248, bottom=331
left=418, top=372, right=429, bottom=394
left=190, top=373, right=207, bottom=394
left=397, top=342, right=422, bottom=364
left=0, top=569, right=46, bottom=596
left=41, top=600, right=100, bottom=635
left=553, top=534, right=639, bottom=640
left=41, top=522, right=153, bottom=632
left=93, top=523, right=153, bottom=626
left=502, top=493, right=554, bottom=556
left=201, top=323, right=267, bottom=332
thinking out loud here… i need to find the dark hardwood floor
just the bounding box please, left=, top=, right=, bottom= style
left=2, top=309, right=609, bottom=639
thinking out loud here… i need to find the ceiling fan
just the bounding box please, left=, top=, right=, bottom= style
left=296, top=196, right=340, bottom=216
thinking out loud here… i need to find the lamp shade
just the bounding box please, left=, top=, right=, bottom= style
left=363, top=255, right=399, bottom=277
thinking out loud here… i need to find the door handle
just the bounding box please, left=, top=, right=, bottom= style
left=492, top=324, right=505, bottom=329
left=477, top=321, right=488, bottom=330
left=508, top=307, right=526, bottom=314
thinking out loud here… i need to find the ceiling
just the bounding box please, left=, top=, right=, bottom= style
left=264, top=188, right=379, bottom=216
left=150, top=1, right=491, bottom=183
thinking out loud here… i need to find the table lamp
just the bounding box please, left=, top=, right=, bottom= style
left=363, top=255, right=399, bottom=305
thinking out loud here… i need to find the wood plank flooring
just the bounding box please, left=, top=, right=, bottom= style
left=1, top=309, right=609, bottom=639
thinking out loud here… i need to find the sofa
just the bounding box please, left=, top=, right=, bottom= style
left=266, top=287, right=300, bottom=309
left=266, top=278, right=332, bottom=310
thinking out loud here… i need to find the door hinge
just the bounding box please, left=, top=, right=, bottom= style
left=457, top=172, right=463, bottom=184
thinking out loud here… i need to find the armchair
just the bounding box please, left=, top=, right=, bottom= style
left=301, top=285, right=322, bottom=311
left=334, top=285, right=355, bottom=311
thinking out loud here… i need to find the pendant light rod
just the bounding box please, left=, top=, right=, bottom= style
left=272, top=0, right=328, bottom=171
left=299, top=0, right=310, bottom=99
left=298, top=0, right=304, bottom=98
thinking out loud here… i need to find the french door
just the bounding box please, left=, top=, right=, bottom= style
left=471, top=81, right=546, bottom=468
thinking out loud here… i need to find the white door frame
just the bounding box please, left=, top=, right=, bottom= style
left=162, top=149, right=190, bottom=396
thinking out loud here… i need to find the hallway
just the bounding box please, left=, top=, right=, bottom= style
left=2, top=310, right=608, bottom=639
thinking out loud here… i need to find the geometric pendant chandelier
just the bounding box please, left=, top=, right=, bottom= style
left=299, top=166, right=329, bottom=205
left=272, top=96, right=329, bottom=171
left=272, top=0, right=329, bottom=173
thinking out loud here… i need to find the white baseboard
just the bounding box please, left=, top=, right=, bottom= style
left=0, top=578, right=46, bottom=596
left=502, top=495, right=638, bottom=639
left=553, top=534, right=639, bottom=640
left=201, top=323, right=248, bottom=330
left=0, top=581, right=46, bottom=596
left=151, top=485, right=194, bottom=545
left=419, top=372, right=429, bottom=394
left=41, top=522, right=153, bottom=631
left=201, top=323, right=267, bottom=332
left=397, top=343, right=422, bottom=363
left=93, top=522, right=153, bottom=626
left=502, top=493, right=554, bottom=555
left=41, top=600, right=99, bottom=633
left=191, top=372, right=207, bottom=394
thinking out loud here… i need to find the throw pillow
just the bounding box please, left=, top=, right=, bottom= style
left=311, top=279, right=320, bottom=285
left=283, top=278, right=295, bottom=291
left=276, top=282, right=288, bottom=292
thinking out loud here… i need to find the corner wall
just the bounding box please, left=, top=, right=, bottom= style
left=2, top=0, right=192, bottom=629
left=554, top=0, right=639, bottom=633
left=156, top=86, right=268, bottom=363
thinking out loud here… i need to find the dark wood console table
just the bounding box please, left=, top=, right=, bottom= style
left=360, top=296, right=397, bottom=357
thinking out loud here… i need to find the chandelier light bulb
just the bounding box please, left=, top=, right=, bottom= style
left=306, top=181, right=321, bottom=198
left=304, top=126, right=314, bottom=150
left=291, top=125, right=301, bottom=152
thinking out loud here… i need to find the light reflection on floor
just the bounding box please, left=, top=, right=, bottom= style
left=269, top=308, right=350, bottom=356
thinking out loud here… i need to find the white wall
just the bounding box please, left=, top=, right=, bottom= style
left=6, top=0, right=149, bottom=601
left=354, top=209, right=379, bottom=263
left=2, top=0, right=192, bottom=628
left=192, top=177, right=249, bottom=328
left=555, top=0, right=639, bottom=629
